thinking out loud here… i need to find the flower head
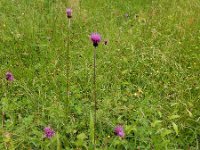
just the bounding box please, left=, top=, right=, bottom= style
left=114, top=125, right=125, bottom=138
left=6, top=72, right=14, bottom=81
left=90, top=33, right=101, bottom=47
left=44, top=127, right=55, bottom=139
left=66, top=8, right=72, bottom=18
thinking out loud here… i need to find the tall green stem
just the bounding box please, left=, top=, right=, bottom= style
left=66, top=19, right=71, bottom=114
left=93, top=47, right=97, bottom=149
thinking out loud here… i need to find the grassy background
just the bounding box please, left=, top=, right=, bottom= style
left=0, top=0, right=200, bottom=149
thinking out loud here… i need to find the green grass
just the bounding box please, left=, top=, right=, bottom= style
left=0, top=0, right=200, bottom=149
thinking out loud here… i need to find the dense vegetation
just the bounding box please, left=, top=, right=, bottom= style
left=0, top=0, right=200, bottom=149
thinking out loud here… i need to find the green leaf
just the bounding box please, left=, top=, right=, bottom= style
left=168, top=115, right=180, bottom=120
left=126, top=125, right=137, bottom=134
left=77, top=133, right=87, bottom=140
left=186, top=109, right=193, bottom=117
left=172, top=122, right=179, bottom=136
left=161, top=129, right=172, bottom=137
left=151, top=120, right=162, bottom=127
left=122, top=70, right=128, bottom=75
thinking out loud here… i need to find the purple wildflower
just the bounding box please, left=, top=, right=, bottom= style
left=66, top=8, right=72, bottom=18
left=114, top=125, right=125, bottom=138
left=44, top=127, right=55, bottom=139
left=90, top=33, right=101, bottom=47
left=6, top=72, right=14, bottom=81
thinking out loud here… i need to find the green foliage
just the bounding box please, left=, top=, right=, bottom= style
left=0, top=0, right=200, bottom=149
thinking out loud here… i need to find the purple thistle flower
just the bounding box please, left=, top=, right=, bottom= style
left=90, top=33, right=101, bottom=47
left=6, top=72, right=14, bottom=81
left=66, top=8, right=72, bottom=18
left=44, top=127, right=55, bottom=139
left=114, top=125, right=125, bottom=138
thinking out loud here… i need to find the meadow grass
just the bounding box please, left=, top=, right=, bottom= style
left=0, top=0, right=200, bottom=149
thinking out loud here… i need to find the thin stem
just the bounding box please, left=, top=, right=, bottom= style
left=93, top=47, right=97, bottom=149
left=68, top=19, right=71, bottom=29
left=79, top=0, right=82, bottom=17
left=66, top=19, right=71, bottom=113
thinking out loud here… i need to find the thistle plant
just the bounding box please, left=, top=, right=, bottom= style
left=2, top=72, right=14, bottom=128
left=66, top=8, right=72, bottom=114
left=90, top=33, right=101, bottom=148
